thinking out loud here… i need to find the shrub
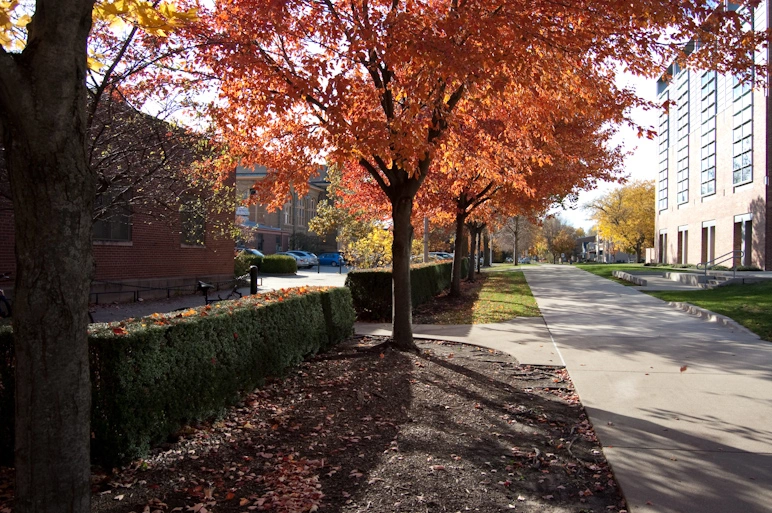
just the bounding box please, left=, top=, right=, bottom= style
left=235, top=251, right=263, bottom=276
left=0, top=286, right=354, bottom=467
left=737, top=265, right=761, bottom=272
left=346, top=261, right=456, bottom=319
left=261, top=254, right=297, bottom=274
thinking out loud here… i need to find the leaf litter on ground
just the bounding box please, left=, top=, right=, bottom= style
left=0, top=334, right=627, bottom=513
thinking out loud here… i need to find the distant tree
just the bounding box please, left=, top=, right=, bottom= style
left=496, top=216, right=538, bottom=263
left=551, top=229, right=579, bottom=263
left=541, top=217, right=577, bottom=263
left=585, top=180, right=655, bottom=262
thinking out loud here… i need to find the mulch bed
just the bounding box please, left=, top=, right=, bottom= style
left=1, top=335, right=627, bottom=513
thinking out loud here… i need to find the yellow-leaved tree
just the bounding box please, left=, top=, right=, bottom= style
left=586, top=180, right=656, bottom=263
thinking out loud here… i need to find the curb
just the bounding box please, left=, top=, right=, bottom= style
left=667, top=301, right=760, bottom=339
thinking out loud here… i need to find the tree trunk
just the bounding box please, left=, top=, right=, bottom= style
left=483, top=230, right=490, bottom=266
left=467, top=227, right=477, bottom=283
left=390, top=195, right=417, bottom=352
left=0, top=2, right=96, bottom=512
left=476, top=230, right=482, bottom=274
left=450, top=212, right=467, bottom=297
left=514, top=217, right=519, bottom=264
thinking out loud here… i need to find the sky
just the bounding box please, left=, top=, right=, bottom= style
left=550, top=71, right=660, bottom=231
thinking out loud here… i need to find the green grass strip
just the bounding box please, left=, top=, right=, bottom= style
left=647, top=282, right=772, bottom=342
left=471, top=271, right=540, bottom=323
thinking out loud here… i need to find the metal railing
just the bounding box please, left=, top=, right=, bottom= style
left=697, top=250, right=744, bottom=279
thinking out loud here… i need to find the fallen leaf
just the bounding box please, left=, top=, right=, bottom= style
left=680, top=365, right=687, bottom=373
left=114, top=495, right=124, bottom=501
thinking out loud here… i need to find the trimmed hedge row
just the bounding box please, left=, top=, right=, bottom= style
left=261, top=254, right=297, bottom=274
left=0, top=286, right=355, bottom=467
left=345, top=260, right=468, bottom=318
left=235, top=253, right=297, bottom=275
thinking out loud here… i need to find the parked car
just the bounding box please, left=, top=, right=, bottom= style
left=518, top=257, right=531, bottom=264
left=239, top=248, right=265, bottom=257
left=277, top=251, right=311, bottom=268
left=287, top=250, right=318, bottom=267
left=429, top=252, right=453, bottom=260
left=318, top=252, right=346, bottom=266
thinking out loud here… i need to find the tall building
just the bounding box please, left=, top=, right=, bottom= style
left=654, top=1, right=771, bottom=270
left=235, top=165, right=337, bottom=254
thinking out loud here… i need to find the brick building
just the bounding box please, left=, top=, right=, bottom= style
left=0, top=100, right=235, bottom=303
left=654, top=1, right=771, bottom=270
left=236, top=165, right=337, bottom=254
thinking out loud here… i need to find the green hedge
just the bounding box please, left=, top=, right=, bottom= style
left=0, top=286, right=355, bottom=467
left=235, top=251, right=263, bottom=276
left=345, top=260, right=467, bottom=319
left=261, top=254, right=297, bottom=274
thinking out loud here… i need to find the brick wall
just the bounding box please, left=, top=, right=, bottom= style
left=0, top=203, right=235, bottom=301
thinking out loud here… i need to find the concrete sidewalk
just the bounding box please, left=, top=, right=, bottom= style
left=522, top=264, right=772, bottom=513
left=356, top=318, right=562, bottom=366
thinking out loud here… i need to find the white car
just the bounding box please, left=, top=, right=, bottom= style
left=277, top=251, right=311, bottom=268
left=287, top=250, right=319, bottom=267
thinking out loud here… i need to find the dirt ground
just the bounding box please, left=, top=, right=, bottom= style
left=1, top=335, right=626, bottom=513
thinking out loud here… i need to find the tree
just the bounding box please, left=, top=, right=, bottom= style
left=200, top=0, right=767, bottom=352
left=496, top=216, right=538, bottom=263
left=551, top=228, right=579, bottom=263
left=586, top=180, right=656, bottom=262
left=0, top=2, right=196, bottom=512
left=541, top=217, right=577, bottom=263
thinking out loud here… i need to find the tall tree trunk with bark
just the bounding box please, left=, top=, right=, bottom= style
left=391, top=194, right=417, bottom=352
left=483, top=230, right=490, bottom=266
left=466, top=223, right=483, bottom=283
left=0, top=2, right=96, bottom=512
left=450, top=212, right=467, bottom=297
left=513, top=217, right=520, bottom=264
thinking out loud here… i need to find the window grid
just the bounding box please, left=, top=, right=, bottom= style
left=658, top=91, right=669, bottom=211
left=732, top=76, right=753, bottom=185
left=675, top=71, right=689, bottom=205
left=93, top=191, right=132, bottom=242
left=700, top=72, right=717, bottom=196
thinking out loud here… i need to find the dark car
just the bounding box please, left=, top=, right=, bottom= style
left=318, top=252, right=345, bottom=266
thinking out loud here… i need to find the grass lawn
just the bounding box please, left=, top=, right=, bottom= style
left=647, top=281, right=772, bottom=341
left=413, top=270, right=540, bottom=324
left=574, top=263, right=655, bottom=286
left=575, top=263, right=655, bottom=279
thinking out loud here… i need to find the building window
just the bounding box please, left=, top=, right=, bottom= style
left=675, top=69, right=689, bottom=205
left=284, top=203, right=290, bottom=225
left=658, top=91, right=669, bottom=211
left=180, top=198, right=205, bottom=246
left=700, top=72, right=716, bottom=196
left=93, top=191, right=132, bottom=242
left=732, top=76, right=753, bottom=185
